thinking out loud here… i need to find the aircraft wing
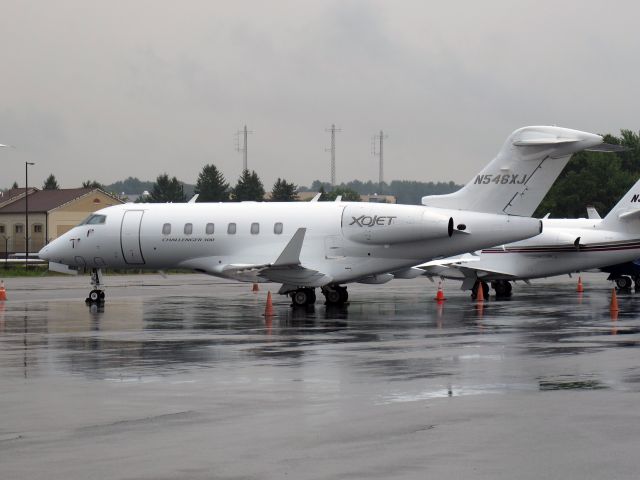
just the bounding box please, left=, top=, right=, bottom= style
left=415, top=252, right=481, bottom=269
left=218, top=228, right=332, bottom=287
left=418, top=256, right=519, bottom=290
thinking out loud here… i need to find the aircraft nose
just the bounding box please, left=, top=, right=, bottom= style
left=38, top=245, right=51, bottom=261
left=38, top=236, right=67, bottom=263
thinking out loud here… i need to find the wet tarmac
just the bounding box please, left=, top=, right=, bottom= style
left=1, top=272, right=640, bottom=479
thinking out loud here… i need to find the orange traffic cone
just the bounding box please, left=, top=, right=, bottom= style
left=576, top=276, right=584, bottom=293
left=252, top=283, right=259, bottom=292
left=476, top=281, right=484, bottom=302
left=610, top=287, right=619, bottom=312
left=264, top=291, right=274, bottom=316
left=0, top=281, right=6, bottom=301
left=434, top=281, right=446, bottom=301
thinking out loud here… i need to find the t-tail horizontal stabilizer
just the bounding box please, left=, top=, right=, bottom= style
left=422, top=126, right=604, bottom=216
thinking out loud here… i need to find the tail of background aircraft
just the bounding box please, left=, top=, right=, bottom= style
left=599, top=177, right=640, bottom=231
left=422, top=126, right=603, bottom=216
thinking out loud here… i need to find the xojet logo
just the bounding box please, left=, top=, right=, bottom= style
left=349, top=215, right=397, bottom=227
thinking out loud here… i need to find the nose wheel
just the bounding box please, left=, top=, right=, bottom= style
left=85, top=268, right=105, bottom=304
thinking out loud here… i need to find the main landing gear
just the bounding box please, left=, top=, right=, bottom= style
left=615, top=276, right=634, bottom=291
left=321, top=285, right=348, bottom=305
left=491, top=279, right=513, bottom=298
left=290, top=288, right=316, bottom=307
left=288, top=285, right=349, bottom=307
left=471, top=281, right=489, bottom=300
left=86, top=268, right=105, bottom=305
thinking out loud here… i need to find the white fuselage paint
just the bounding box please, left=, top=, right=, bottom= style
left=428, top=218, right=640, bottom=282
left=40, top=201, right=542, bottom=287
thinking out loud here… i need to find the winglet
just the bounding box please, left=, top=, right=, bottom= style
left=188, top=194, right=199, bottom=203
left=310, top=193, right=322, bottom=202
left=273, top=228, right=306, bottom=266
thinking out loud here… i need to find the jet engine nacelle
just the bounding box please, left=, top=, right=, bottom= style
left=342, top=204, right=454, bottom=244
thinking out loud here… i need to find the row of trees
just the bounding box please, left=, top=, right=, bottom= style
left=12, top=128, right=640, bottom=212
left=139, top=166, right=299, bottom=203
left=535, top=130, right=640, bottom=218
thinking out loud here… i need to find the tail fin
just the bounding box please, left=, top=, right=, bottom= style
left=422, top=126, right=602, bottom=216
left=586, top=206, right=601, bottom=219
left=599, top=177, right=640, bottom=230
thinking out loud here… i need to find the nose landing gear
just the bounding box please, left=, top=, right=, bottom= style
left=86, top=268, right=105, bottom=305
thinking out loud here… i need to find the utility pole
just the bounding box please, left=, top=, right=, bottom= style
left=325, top=124, right=341, bottom=186
left=372, top=130, right=388, bottom=190
left=235, top=125, right=253, bottom=172
left=25, top=161, right=35, bottom=270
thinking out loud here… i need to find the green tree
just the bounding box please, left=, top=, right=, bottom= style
left=195, top=164, right=229, bottom=202
left=147, top=173, right=186, bottom=203
left=231, top=170, right=265, bottom=201
left=323, top=187, right=361, bottom=201
left=271, top=178, right=298, bottom=201
left=105, top=177, right=155, bottom=194
left=82, top=180, right=104, bottom=189
left=11, top=181, right=18, bottom=189
left=535, top=129, right=640, bottom=218
left=43, top=174, right=59, bottom=190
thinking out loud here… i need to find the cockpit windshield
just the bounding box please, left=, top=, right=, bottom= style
left=79, top=214, right=107, bottom=226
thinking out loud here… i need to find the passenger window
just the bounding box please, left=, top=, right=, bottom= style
left=162, top=223, right=171, bottom=235
left=227, top=223, right=236, bottom=234
left=274, top=222, right=283, bottom=234
left=184, top=223, right=193, bottom=235
left=251, top=222, right=259, bottom=234
left=206, top=223, right=215, bottom=234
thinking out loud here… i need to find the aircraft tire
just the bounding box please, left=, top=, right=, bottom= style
left=291, top=290, right=309, bottom=307
left=616, top=276, right=632, bottom=290
left=493, top=280, right=512, bottom=297
left=292, top=288, right=315, bottom=306
left=88, top=290, right=100, bottom=302
left=338, top=287, right=348, bottom=303
left=324, top=289, right=342, bottom=304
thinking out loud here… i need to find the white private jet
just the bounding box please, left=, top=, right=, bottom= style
left=419, top=176, right=640, bottom=298
left=38, top=126, right=602, bottom=306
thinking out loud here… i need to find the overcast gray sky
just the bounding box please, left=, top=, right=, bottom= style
left=1, top=0, right=639, bottom=190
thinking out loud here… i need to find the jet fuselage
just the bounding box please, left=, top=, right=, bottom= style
left=39, top=201, right=542, bottom=287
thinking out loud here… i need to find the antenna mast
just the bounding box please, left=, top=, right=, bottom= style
left=372, top=130, right=388, bottom=188
left=325, top=124, right=341, bottom=186
left=235, top=125, right=253, bottom=172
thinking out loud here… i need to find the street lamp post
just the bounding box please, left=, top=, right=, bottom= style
left=25, top=162, right=35, bottom=270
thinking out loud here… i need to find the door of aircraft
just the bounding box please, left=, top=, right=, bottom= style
left=120, top=210, right=145, bottom=265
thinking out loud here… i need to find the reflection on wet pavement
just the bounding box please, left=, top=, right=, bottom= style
left=1, top=276, right=638, bottom=391
left=1, top=274, right=640, bottom=479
